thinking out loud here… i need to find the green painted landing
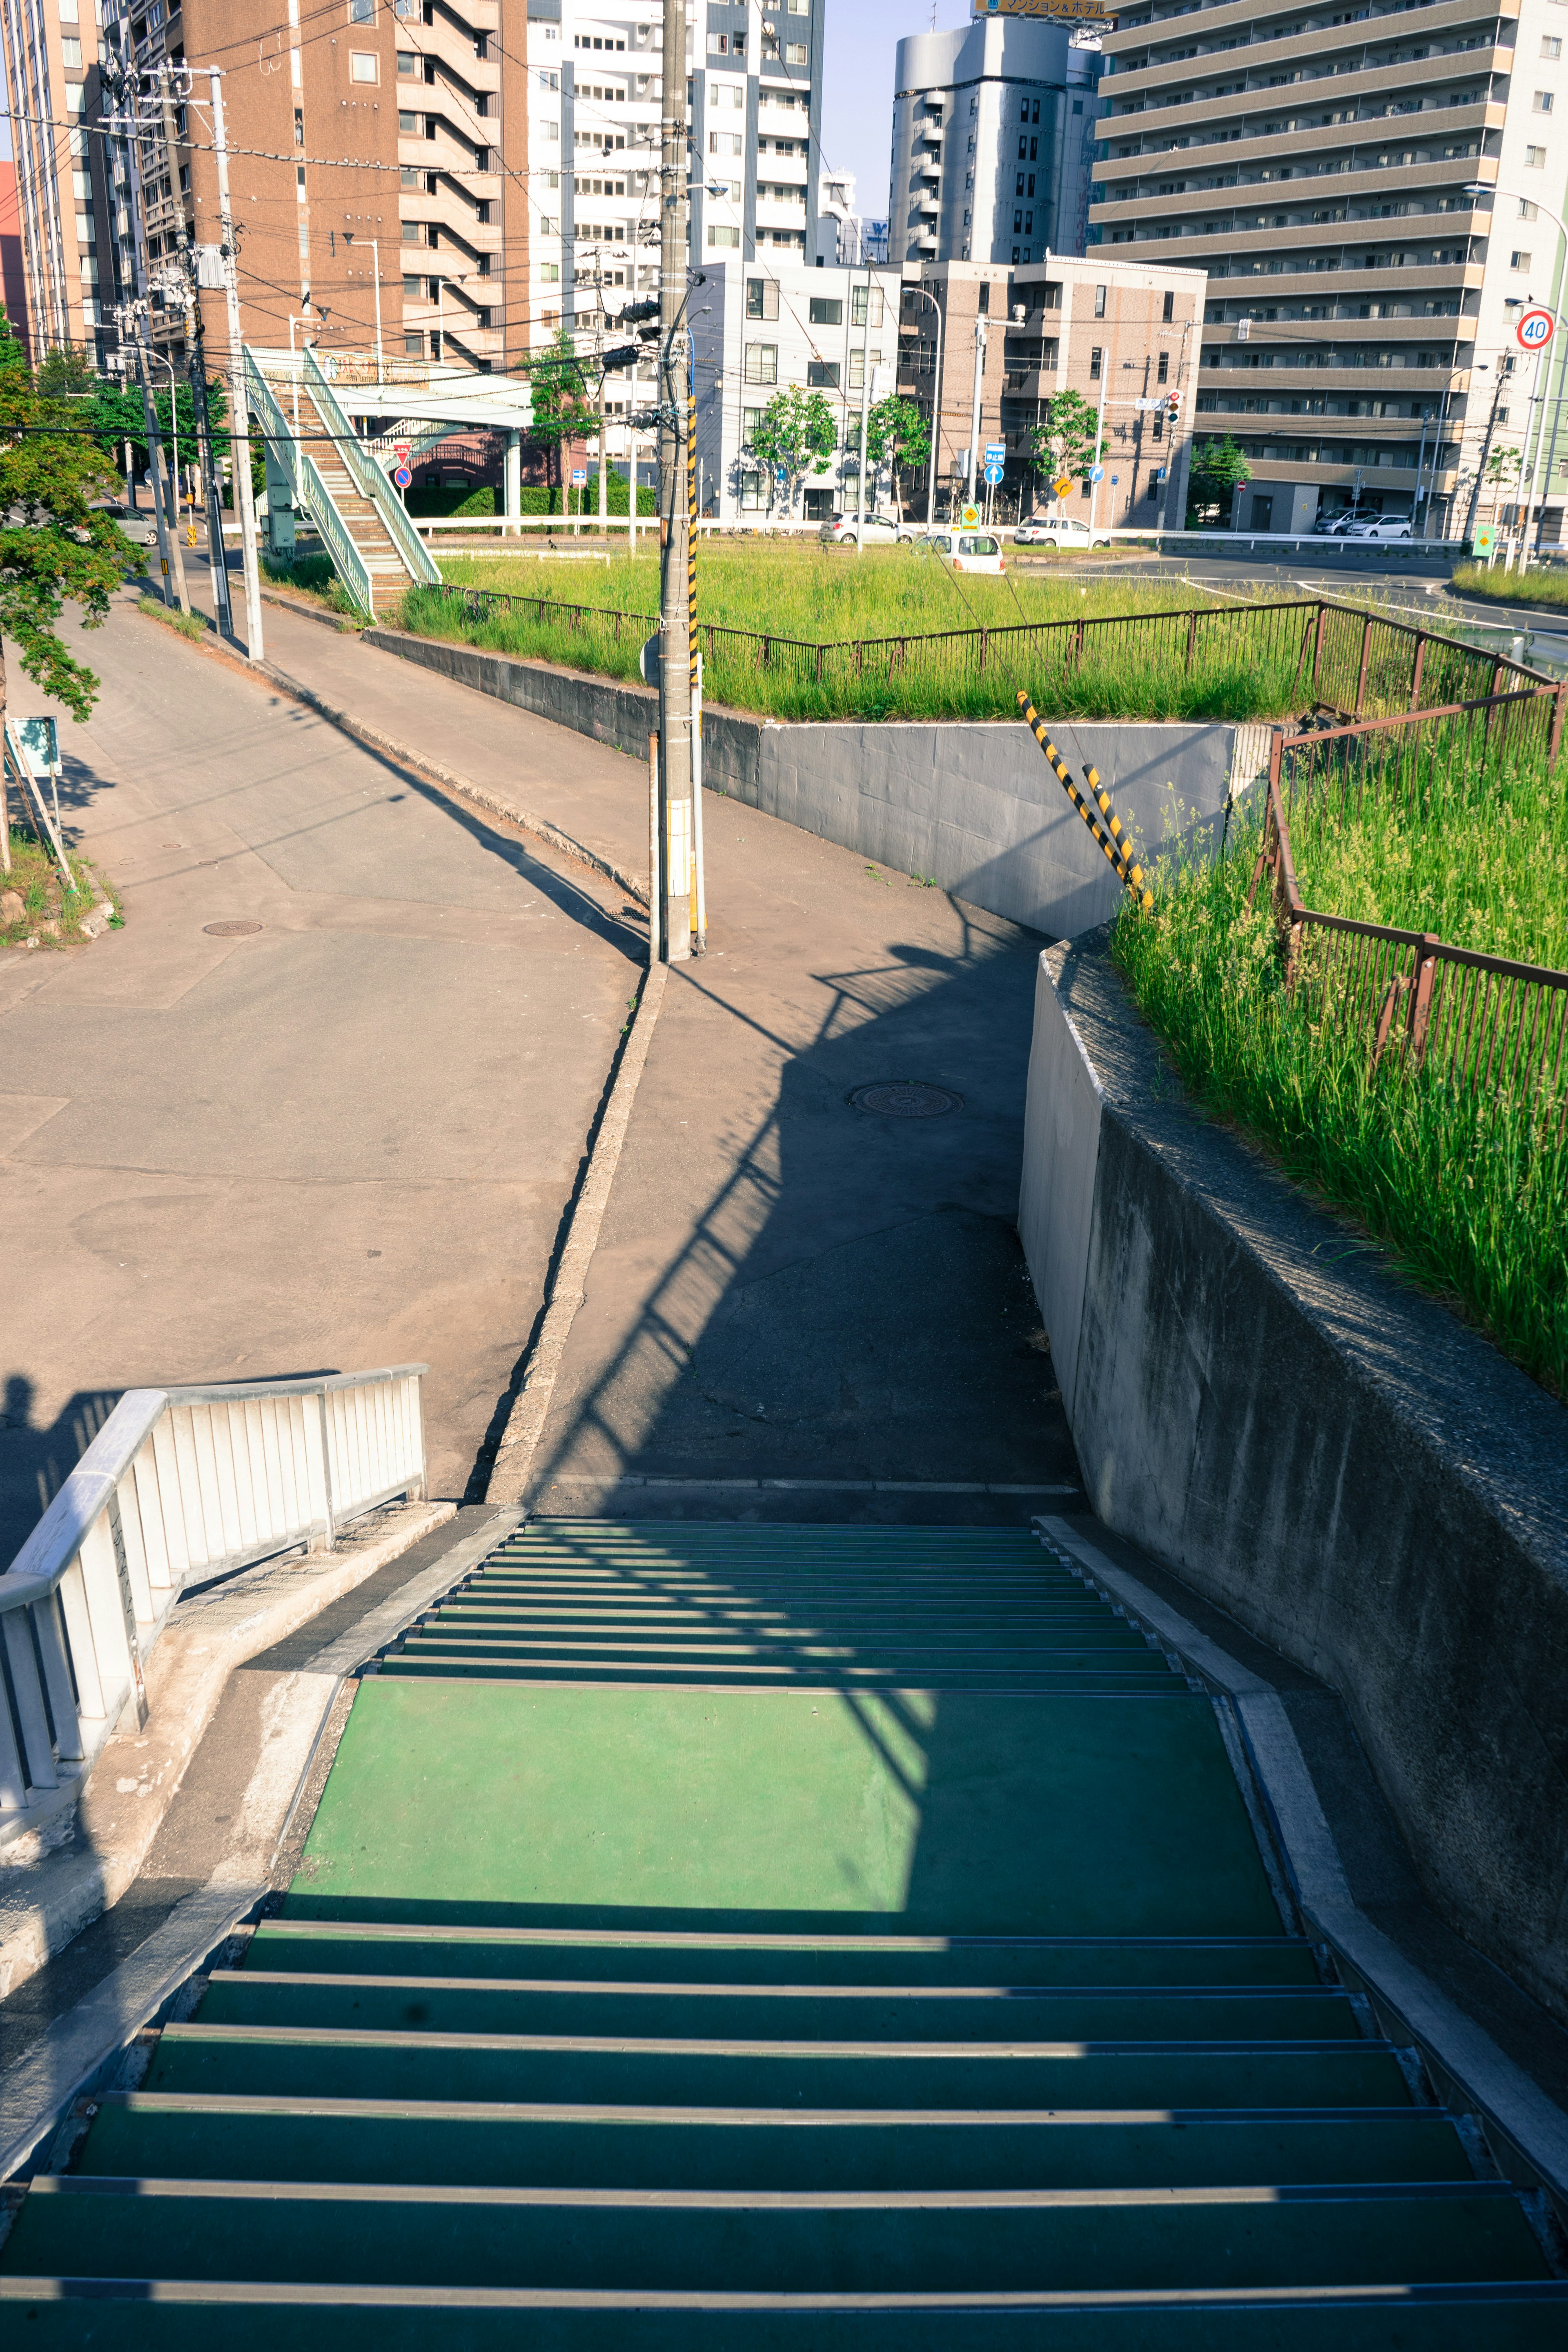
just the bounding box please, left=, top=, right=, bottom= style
left=3, top=1521, right=1562, bottom=2344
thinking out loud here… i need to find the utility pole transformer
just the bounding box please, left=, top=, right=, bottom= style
left=656, top=0, right=693, bottom=964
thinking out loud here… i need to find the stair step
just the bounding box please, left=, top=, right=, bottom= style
left=245, top=1924, right=1326, bottom=1988
left=5, top=2176, right=1548, bottom=2295
left=2, top=2278, right=1567, bottom=2351
left=196, top=1971, right=1363, bottom=2045
left=78, top=2095, right=1477, bottom=2192
left=142, top=2024, right=1420, bottom=2110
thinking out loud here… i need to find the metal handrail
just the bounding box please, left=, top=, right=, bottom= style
left=303, top=345, right=440, bottom=589
left=0, top=1364, right=428, bottom=1844
left=298, top=449, right=376, bottom=616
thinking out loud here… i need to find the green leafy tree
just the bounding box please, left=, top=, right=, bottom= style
left=0, top=369, right=142, bottom=730
left=523, top=327, right=594, bottom=499
left=1482, top=441, right=1521, bottom=528
left=1186, top=434, right=1252, bottom=527
left=0, top=307, right=26, bottom=375
left=1030, top=389, right=1100, bottom=492
left=36, top=343, right=95, bottom=399
left=85, top=374, right=229, bottom=498
left=865, top=394, right=931, bottom=522
left=749, top=387, right=837, bottom=517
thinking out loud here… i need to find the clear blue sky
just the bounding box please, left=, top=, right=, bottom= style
left=820, top=0, right=973, bottom=222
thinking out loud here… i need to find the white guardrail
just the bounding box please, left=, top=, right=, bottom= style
left=0, top=1366, right=428, bottom=1842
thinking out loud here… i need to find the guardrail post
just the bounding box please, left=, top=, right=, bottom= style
left=105, top=1492, right=148, bottom=1728
left=1409, top=633, right=1426, bottom=713
left=1311, top=601, right=1327, bottom=699
left=1185, top=610, right=1198, bottom=673
left=313, top=1386, right=337, bottom=1554
left=1408, top=933, right=1440, bottom=1065
left=1355, top=615, right=1372, bottom=716
left=1551, top=682, right=1567, bottom=767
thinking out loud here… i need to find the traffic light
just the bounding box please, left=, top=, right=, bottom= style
left=1166, top=392, right=1180, bottom=420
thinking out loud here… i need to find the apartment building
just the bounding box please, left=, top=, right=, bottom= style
left=897, top=250, right=1205, bottom=524
left=0, top=0, right=530, bottom=380
left=689, top=254, right=905, bottom=522
left=1089, top=0, right=1568, bottom=532
left=890, top=12, right=1104, bottom=271
left=526, top=2, right=826, bottom=503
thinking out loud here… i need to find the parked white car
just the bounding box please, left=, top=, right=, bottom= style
left=916, top=530, right=1006, bottom=575
left=820, top=512, right=917, bottom=548
left=1013, top=515, right=1110, bottom=550
left=1340, top=517, right=1414, bottom=541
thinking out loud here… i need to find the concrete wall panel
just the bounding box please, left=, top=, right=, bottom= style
left=1016, top=949, right=1104, bottom=1417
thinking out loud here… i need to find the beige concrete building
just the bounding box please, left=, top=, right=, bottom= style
left=1090, top=0, right=1568, bottom=534
left=897, top=250, right=1205, bottom=524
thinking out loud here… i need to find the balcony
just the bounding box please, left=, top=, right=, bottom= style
left=1094, top=98, right=1498, bottom=192
left=1102, top=3, right=1508, bottom=107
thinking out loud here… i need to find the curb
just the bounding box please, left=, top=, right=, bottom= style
left=488, top=960, right=668, bottom=1502
left=130, top=600, right=649, bottom=908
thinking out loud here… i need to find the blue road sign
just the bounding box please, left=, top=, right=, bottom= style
left=393, top=465, right=412, bottom=489
left=983, top=462, right=1004, bottom=486
left=1089, top=465, right=1104, bottom=483
left=983, top=441, right=1005, bottom=463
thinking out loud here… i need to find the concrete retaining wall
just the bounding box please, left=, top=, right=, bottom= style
left=1019, top=933, right=1568, bottom=2026
left=365, top=628, right=1268, bottom=939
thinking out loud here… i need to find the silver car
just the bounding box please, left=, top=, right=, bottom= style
left=820, top=512, right=916, bottom=548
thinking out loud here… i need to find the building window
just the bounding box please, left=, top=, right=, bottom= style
left=1512, top=249, right=1533, bottom=269
left=1157, top=349, right=1169, bottom=383
left=401, top=165, right=418, bottom=185
left=708, top=224, right=739, bottom=246
left=1535, top=89, right=1555, bottom=110
left=405, top=333, right=424, bottom=356
left=1546, top=34, right=1563, bottom=56
left=740, top=470, right=764, bottom=508
left=978, top=281, right=989, bottom=314
left=745, top=342, right=779, bottom=383
left=60, top=34, right=81, bottom=62
left=742, top=408, right=762, bottom=448
left=745, top=276, right=780, bottom=320
left=1526, top=144, right=1547, bottom=165
left=402, top=220, right=421, bottom=241
left=810, top=295, right=842, bottom=325
left=397, top=49, right=415, bottom=72
left=398, top=110, right=417, bottom=129
left=540, top=260, right=559, bottom=281
left=1094, top=284, right=1107, bottom=318
left=350, top=49, right=378, bottom=80
left=349, top=0, right=374, bottom=18
left=785, top=42, right=807, bottom=64
left=807, top=359, right=839, bottom=387
left=1090, top=345, right=1102, bottom=379
left=1162, top=290, right=1174, bottom=323
left=403, top=273, right=419, bottom=294
left=708, top=31, right=728, bottom=51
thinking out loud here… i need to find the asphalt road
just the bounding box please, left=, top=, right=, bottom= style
left=0, top=591, right=640, bottom=1561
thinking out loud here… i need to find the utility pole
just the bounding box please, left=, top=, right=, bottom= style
left=107, top=49, right=187, bottom=615
left=1463, top=369, right=1507, bottom=543
left=158, top=65, right=232, bottom=637
left=855, top=254, right=873, bottom=550
left=1089, top=337, right=1108, bottom=538
left=597, top=251, right=610, bottom=541
left=210, top=67, right=264, bottom=661
left=656, top=0, right=693, bottom=964
left=967, top=314, right=986, bottom=515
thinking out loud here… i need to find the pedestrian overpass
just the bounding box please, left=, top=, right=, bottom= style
left=2, top=1499, right=1562, bottom=2339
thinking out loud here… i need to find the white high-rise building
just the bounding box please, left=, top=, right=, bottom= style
left=890, top=11, right=1104, bottom=271
left=526, top=2, right=827, bottom=490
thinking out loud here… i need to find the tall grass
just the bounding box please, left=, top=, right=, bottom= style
left=1112, top=801, right=1567, bottom=1400
left=1448, top=561, right=1568, bottom=610
left=398, top=549, right=1307, bottom=722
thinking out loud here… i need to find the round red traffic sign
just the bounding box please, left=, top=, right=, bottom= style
left=1518, top=306, right=1555, bottom=352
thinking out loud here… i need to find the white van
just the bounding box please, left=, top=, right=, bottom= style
left=916, top=531, right=1006, bottom=575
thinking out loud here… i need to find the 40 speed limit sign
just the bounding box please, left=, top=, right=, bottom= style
left=1517, top=306, right=1555, bottom=352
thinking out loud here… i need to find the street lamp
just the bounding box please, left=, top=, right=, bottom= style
left=904, top=279, right=944, bottom=531
left=1464, top=178, right=1566, bottom=564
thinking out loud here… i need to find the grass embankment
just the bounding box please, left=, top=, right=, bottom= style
left=261, top=550, right=362, bottom=617
left=402, top=547, right=1303, bottom=723
left=1448, top=562, right=1568, bottom=611
left=1, top=829, right=118, bottom=948
left=1113, top=746, right=1568, bottom=1399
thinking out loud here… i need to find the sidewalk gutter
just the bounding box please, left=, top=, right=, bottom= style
left=130, top=599, right=648, bottom=907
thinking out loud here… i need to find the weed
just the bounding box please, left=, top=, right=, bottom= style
left=138, top=593, right=206, bottom=644
left=1, top=827, right=116, bottom=947
left=1449, top=561, right=1568, bottom=611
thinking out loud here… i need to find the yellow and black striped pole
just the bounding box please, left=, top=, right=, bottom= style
left=1017, top=691, right=1154, bottom=913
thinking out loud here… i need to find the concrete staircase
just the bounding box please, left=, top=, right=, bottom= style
left=2, top=1521, right=1564, bottom=2341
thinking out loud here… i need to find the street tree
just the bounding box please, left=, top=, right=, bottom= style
left=1482, top=441, right=1521, bottom=528
left=749, top=388, right=837, bottom=517
left=0, top=366, right=141, bottom=737
left=1029, top=390, right=1099, bottom=497
left=36, top=345, right=96, bottom=399
left=865, top=394, right=931, bottom=521
left=1186, top=434, right=1251, bottom=527
left=0, top=308, right=26, bottom=375
left=524, top=327, right=594, bottom=502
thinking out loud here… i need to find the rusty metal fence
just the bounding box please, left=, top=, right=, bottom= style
left=417, top=582, right=1565, bottom=731
left=1248, top=713, right=1568, bottom=1107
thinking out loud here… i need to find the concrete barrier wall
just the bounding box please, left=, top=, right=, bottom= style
left=365, top=629, right=1268, bottom=940
left=1018, top=934, right=1568, bottom=2027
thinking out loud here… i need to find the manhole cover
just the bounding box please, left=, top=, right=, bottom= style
left=203, top=921, right=263, bottom=937
left=849, top=1081, right=963, bottom=1119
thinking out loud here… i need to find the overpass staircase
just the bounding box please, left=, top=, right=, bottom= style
left=2, top=1519, right=1564, bottom=2341
left=245, top=346, right=441, bottom=621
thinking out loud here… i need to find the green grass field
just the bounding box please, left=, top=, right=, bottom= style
left=1448, top=561, right=1568, bottom=610
left=1113, top=740, right=1567, bottom=1400
left=402, top=547, right=1308, bottom=723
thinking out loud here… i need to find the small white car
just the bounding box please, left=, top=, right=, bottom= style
left=916, top=530, right=1006, bottom=575
left=1340, top=516, right=1414, bottom=541
left=1013, top=515, right=1110, bottom=550
left=820, top=512, right=917, bottom=548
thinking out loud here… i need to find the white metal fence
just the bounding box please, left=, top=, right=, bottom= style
left=0, top=1367, right=427, bottom=1843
